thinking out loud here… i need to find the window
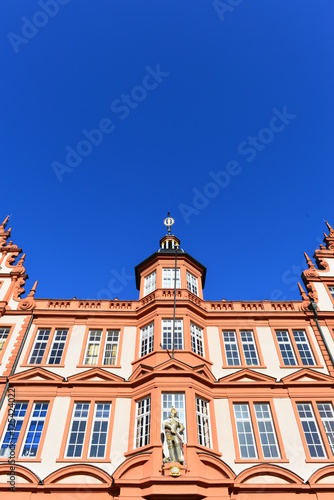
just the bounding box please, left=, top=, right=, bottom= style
left=28, top=328, right=68, bottom=365
left=222, top=330, right=260, bottom=366
left=162, top=268, right=181, bottom=288
left=135, top=397, right=151, bottom=448
left=186, top=272, right=198, bottom=295
left=144, top=271, right=156, bottom=296
left=83, top=329, right=120, bottom=366
left=275, top=329, right=315, bottom=366
left=296, top=402, right=334, bottom=459
left=65, top=402, right=111, bottom=459
left=140, top=323, right=154, bottom=357
left=161, top=319, right=183, bottom=350
left=0, top=328, right=10, bottom=354
left=0, top=401, right=49, bottom=459
left=328, top=286, right=334, bottom=299
left=233, top=402, right=280, bottom=460
left=162, top=393, right=186, bottom=440
left=196, top=397, right=211, bottom=447
left=191, top=323, right=204, bottom=356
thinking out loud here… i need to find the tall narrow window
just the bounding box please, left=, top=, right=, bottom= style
left=317, top=403, right=334, bottom=455
left=88, top=403, right=111, bottom=458
left=0, top=402, right=28, bottom=457
left=161, top=319, right=183, bottom=350
left=84, top=330, right=102, bottom=365
left=66, top=403, right=90, bottom=458
left=254, top=403, right=280, bottom=458
left=196, top=397, right=211, bottom=447
left=135, top=397, right=151, bottom=448
left=162, top=268, right=181, bottom=288
left=140, top=323, right=154, bottom=357
left=233, top=404, right=257, bottom=458
left=144, top=271, right=156, bottom=296
left=47, top=329, right=68, bottom=364
left=162, top=393, right=186, bottom=440
left=328, top=286, right=334, bottom=299
left=103, top=330, right=119, bottom=365
left=186, top=272, right=198, bottom=295
left=191, top=323, right=204, bottom=356
left=240, top=331, right=259, bottom=365
left=275, top=330, right=297, bottom=365
left=223, top=331, right=241, bottom=366
left=21, top=402, right=49, bottom=457
left=29, top=329, right=51, bottom=364
left=0, top=328, right=10, bottom=354
left=293, top=330, right=315, bottom=365
left=296, top=403, right=326, bottom=458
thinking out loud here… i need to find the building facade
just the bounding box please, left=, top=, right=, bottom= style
left=1, top=215, right=334, bottom=499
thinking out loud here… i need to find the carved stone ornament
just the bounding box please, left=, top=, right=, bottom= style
left=163, top=407, right=185, bottom=464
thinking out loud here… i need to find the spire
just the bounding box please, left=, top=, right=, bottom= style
left=160, top=213, right=180, bottom=250
left=298, top=282, right=308, bottom=301
left=304, top=252, right=315, bottom=269
left=325, top=220, right=334, bottom=236
left=17, top=253, right=26, bottom=266
left=28, top=280, right=38, bottom=298
left=163, top=212, right=175, bottom=235
left=0, top=216, right=10, bottom=232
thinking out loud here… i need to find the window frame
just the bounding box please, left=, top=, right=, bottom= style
left=230, top=399, right=287, bottom=463
left=23, top=326, right=70, bottom=367
left=0, top=399, right=53, bottom=462
left=161, top=392, right=187, bottom=442
left=221, top=329, right=264, bottom=368
left=294, top=399, right=334, bottom=462
left=78, top=327, right=123, bottom=367
left=190, top=322, right=204, bottom=357
left=161, top=319, right=184, bottom=351
left=186, top=271, right=198, bottom=296
left=0, top=325, right=14, bottom=364
left=162, top=268, right=181, bottom=289
left=195, top=396, right=212, bottom=448
left=58, top=398, right=114, bottom=462
left=143, top=270, right=156, bottom=296
left=140, top=322, right=154, bottom=357
left=273, top=328, right=321, bottom=368
left=134, top=396, right=151, bottom=449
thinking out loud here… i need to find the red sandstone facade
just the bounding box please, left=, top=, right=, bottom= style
left=1, top=216, right=334, bottom=498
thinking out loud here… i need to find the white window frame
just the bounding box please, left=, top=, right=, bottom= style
left=144, top=271, right=156, bottom=296
left=65, top=402, right=90, bottom=458
left=191, top=323, right=204, bottom=356
left=196, top=397, right=211, bottom=447
left=223, top=331, right=241, bottom=366
left=161, top=393, right=186, bottom=441
left=0, top=328, right=10, bottom=354
left=84, top=330, right=102, bottom=365
left=135, top=397, right=151, bottom=448
left=186, top=271, right=198, bottom=295
left=162, top=268, right=181, bottom=289
left=140, top=323, right=154, bottom=357
left=275, top=330, right=297, bottom=365
left=297, top=403, right=327, bottom=458
left=0, top=402, right=28, bottom=457
left=20, top=402, right=49, bottom=457
left=240, top=330, right=259, bottom=366
left=293, top=330, right=315, bottom=365
left=328, top=286, right=334, bottom=299
left=28, top=329, right=51, bottom=364
left=254, top=403, right=280, bottom=458
left=102, top=330, right=120, bottom=365
left=161, top=319, right=184, bottom=350
left=88, top=403, right=111, bottom=458
left=233, top=403, right=258, bottom=459
left=47, top=329, right=68, bottom=364
left=317, top=402, right=334, bottom=455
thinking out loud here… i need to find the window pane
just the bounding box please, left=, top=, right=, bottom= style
left=140, top=323, right=154, bottom=357
left=186, top=272, right=198, bottom=295
left=0, top=402, right=28, bottom=457
left=29, top=329, right=51, bottom=364
left=254, top=403, right=280, bottom=458
left=328, top=286, right=334, bottom=299
left=0, top=328, right=10, bottom=353
left=317, top=402, right=334, bottom=455
left=84, top=330, right=102, bottom=365
left=21, top=403, right=49, bottom=457
left=135, top=397, right=151, bottom=448
left=275, top=331, right=297, bottom=366
left=162, top=268, right=181, bottom=288
left=162, top=393, right=186, bottom=441
left=297, top=403, right=326, bottom=458
left=233, top=404, right=257, bottom=458
left=144, top=271, right=156, bottom=296
left=196, top=397, right=211, bottom=447
left=191, top=323, right=204, bottom=357
left=293, top=330, right=315, bottom=366
left=88, top=403, right=111, bottom=458
left=240, top=331, right=259, bottom=366
left=47, top=329, right=68, bottom=364
left=66, top=403, right=90, bottom=458
left=161, top=319, right=183, bottom=350
left=223, top=331, right=240, bottom=366
left=103, top=330, right=119, bottom=365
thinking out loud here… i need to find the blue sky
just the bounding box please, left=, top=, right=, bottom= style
left=1, top=0, right=334, bottom=302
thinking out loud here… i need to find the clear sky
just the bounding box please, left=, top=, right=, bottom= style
left=1, top=0, right=334, bottom=302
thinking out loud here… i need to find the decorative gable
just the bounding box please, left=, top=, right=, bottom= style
left=219, top=369, right=277, bottom=385
left=9, top=367, right=64, bottom=384
left=281, top=368, right=334, bottom=386
left=67, top=368, right=125, bottom=384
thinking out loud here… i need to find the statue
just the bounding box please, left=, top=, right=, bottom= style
left=163, top=406, right=185, bottom=464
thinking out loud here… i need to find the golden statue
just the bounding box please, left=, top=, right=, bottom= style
left=163, top=406, right=185, bottom=464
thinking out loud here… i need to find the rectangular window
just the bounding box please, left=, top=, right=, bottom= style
left=140, top=323, right=154, bottom=357
left=135, top=397, right=151, bottom=448
left=233, top=402, right=281, bottom=460
left=328, top=286, right=334, bottom=299
left=191, top=323, right=204, bottom=357
left=47, top=329, right=68, bottom=364
left=162, top=393, right=186, bottom=440
left=223, top=331, right=241, bottom=366
left=161, top=319, right=183, bottom=350
left=196, top=397, right=211, bottom=447
left=317, top=403, right=334, bottom=455
left=296, top=403, right=326, bottom=458
left=0, top=402, right=28, bottom=457
left=0, top=328, right=10, bottom=354
left=20, top=402, right=49, bottom=457
left=275, top=329, right=315, bottom=366
left=84, top=330, right=102, bottom=365
left=144, top=271, right=156, bottom=296
left=186, top=272, right=198, bottom=295
left=88, top=403, right=111, bottom=458
left=162, top=268, right=181, bottom=288
left=29, top=329, right=51, bottom=364
left=103, top=330, right=119, bottom=365
left=240, top=331, right=259, bottom=366
left=66, top=403, right=90, bottom=458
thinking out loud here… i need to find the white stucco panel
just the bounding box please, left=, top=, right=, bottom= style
left=110, top=398, right=131, bottom=471
left=206, top=326, right=223, bottom=379
left=314, top=282, right=334, bottom=311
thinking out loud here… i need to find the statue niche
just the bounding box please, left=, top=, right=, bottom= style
left=162, top=406, right=185, bottom=464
